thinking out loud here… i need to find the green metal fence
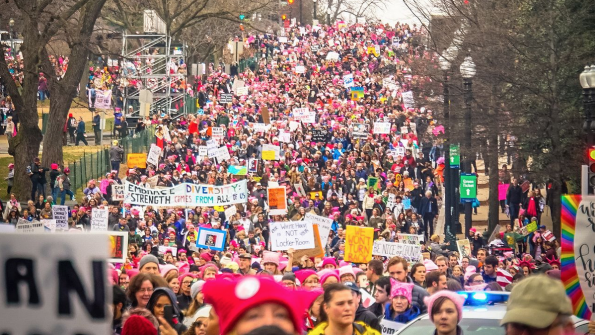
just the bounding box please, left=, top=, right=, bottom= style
left=69, top=126, right=155, bottom=191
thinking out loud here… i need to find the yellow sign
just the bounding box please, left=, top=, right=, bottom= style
left=262, top=150, right=275, bottom=161
left=127, top=153, right=147, bottom=169
left=309, top=191, right=323, bottom=200
left=345, top=226, right=374, bottom=263
left=214, top=206, right=225, bottom=212
left=367, top=46, right=378, bottom=57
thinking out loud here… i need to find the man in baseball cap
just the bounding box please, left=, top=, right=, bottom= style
left=501, top=275, right=574, bottom=335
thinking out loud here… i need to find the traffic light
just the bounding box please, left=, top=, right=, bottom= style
left=589, top=148, right=595, bottom=188
left=288, top=0, right=294, bottom=4
left=239, top=14, right=245, bottom=20
left=281, top=14, right=287, bottom=20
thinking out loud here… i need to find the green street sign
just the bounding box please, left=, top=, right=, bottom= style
left=460, top=174, right=477, bottom=201
left=449, top=144, right=460, bottom=168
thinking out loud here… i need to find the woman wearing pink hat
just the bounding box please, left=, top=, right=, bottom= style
left=424, top=291, right=466, bottom=335
left=384, top=279, right=420, bottom=323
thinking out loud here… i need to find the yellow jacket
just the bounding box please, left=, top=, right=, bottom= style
left=309, top=321, right=380, bottom=335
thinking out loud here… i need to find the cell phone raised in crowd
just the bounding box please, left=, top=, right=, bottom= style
left=163, top=305, right=175, bottom=326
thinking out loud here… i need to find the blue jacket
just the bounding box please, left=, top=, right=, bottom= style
left=384, top=303, right=421, bottom=323
left=76, top=120, right=85, bottom=133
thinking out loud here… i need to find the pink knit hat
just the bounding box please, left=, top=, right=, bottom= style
left=390, top=278, right=413, bottom=304
left=424, top=291, right=466, bottom=322
left=338, top=265, right=355, bottom=279
left=424, top=259, right=439, bottom=272
left=160, top=264, right=178, bottom=278
left=262, top=251, right=280, bottom=267
left=317, top=269, right=340, bottom=285
left=295, top=269, right=318, bottom=285
left=321, top=257, right=337, bottom=269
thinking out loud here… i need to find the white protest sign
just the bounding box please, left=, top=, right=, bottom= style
left=326, top=51, right=340, bottom=61
left=91, top=208, right=109, bottom=231
left=295, top=65, right=305, bottom=74
left=212, top=127, right=225, bottom=141
left=112, top=185, right=125, bottom=201
left=224, top=205, right=237, bottom=222
left=279, top=36, right=288, bottom=43
left=147, top=144, right=162, bottom=166
left=198, top=146, right=208, bottom=158
left=52, top=205, right=69, bottom=231
left=0, top=234, right=110, bottom=334
left=343, top=74, right=354, bottom=87
left=294, top=183, right=307, bottom=197
left=293, top=108, right=311, bottom=122
left=387, top=193, right=396, bottom=210
left=16, top=218, right=44, bottom=233
left=42, top=219, right=56, bottom=233
left=206, top=139, right=218, bottom=150
left=373, top=122, right=391, bottom=134
left=289, top=121, right=300, bottom=131
left=253, top=123, right=269, bottom=133
left=279, top=132, right=291, bottom=143
left=397, top=233, right=424, bottom=244
left=380, top=319, right=406, bottom=335
left=262, top=144, right=280, bottom=160
left=212, top=147, right=231, bottom=162
left=396, top=147, right=405, bottom=157
left=270, top=221, right=316, bottom=251
left=372, top=240, right=422, bottom=263
left=402, top=91, right=415, bottom=108
left=236, top=86, right=249, bottom=96
left=304, top=213, right=333, bottom=247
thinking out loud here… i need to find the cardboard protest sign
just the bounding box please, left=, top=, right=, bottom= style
left=52, top=205, right=69, bottom=231
left=561, top=195, right=595, bottom=319
left=127, top=153, right=147, bottom=168
left=373, top=122, right=391, bottom=134
left=91, top=208, right=109, bottom=231
left=197, top=227, right=228, bottom=251
left=267, top=187, right=288, bottom=215
left=345, top=226, right=374, bottom=263
left=16, top=218, right=44, bottom=233
left=293, top=224, right=325, bottom=258
left=224, top=205, right=237, bottom=222
left=372, top=240, right=422, bottom=263
left=147, top=144, right=162, bottom=166
left=270, top=220, right=316, bottom=251
left=112, top=184, right=125, bottom=201
left=42, top=219, right=56, bottom=233
left=397, top=234, right=424, bottom=244
left=305, top=213, right=333, bottom=247
left=457, top=239, right=472, bottom=261
left=261, top=105, right=271, bottom=124
left=294, top=183, right=307, bottom=197
left=0, top=234, right=110, bottom=334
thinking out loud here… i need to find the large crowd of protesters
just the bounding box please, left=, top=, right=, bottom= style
left=0, top=19, right=567, bottom=335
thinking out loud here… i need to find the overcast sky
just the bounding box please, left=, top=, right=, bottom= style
left=374, top=0, right=435, bottom=26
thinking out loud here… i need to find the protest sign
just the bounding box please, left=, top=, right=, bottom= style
left=147, top=144, right=162, bottom=166
left=108, top=232, right=128, bottom=263
left=261, top=105, right=271, bottom=124
left=42, top=219, right=56, bottom=233
left=543, top=230, right=556, bottom=242
left=352, top=123, right=369, bottom=138
left=147, top=175, right=158, bottom=188
left=293, top=108, right=312, bottom=122
left=561, top=195, right=595, bottom=319
left=360, top=288, right=374, bottom=308
left=373, top=122, right=391, bottom=134
left=206, top=139, right=218, bottom=150
left=457, top=239, right=472, bottom=261
left=52, top=205, right=69, bottom=231
left=227, top=165, right=247, bottom=175
left=219, top=93, right=233, bottom=104
left=396, top=147, right=405, bottom=157
left=343, top=74, right=354, bottom=87
left=0, top=234, right=110, bottom=334
left=397, top=233, right=424, bottom=244
left=236, top=86, right=249, bottom=96
left=212, top=127, right=225, bottom=141
left=159, top=245, right=178, bottom=257
left=402, top=91, right=415, bottom=108
left=16, top=218, right=44, bottom=233
left=351, top=87, right=364, bottom=101
left=91, top=208, right=109, bottom=231
left=367, top=177, right=379, bottom=190
left=498, top=183, right=509, bottom=201
left=326, top=51, right=340, bottom=61
left=262, top=144, right=280, bottom=161
left=295, top=65, right=305, bottom=73
left=279, top=132, right=291, bottom=143
left=380, top=319, right=406, bottom=335
left=293, top=224, right=325, bottom=258
left=270, top=220, right=316, bottom=251
left=294, top=183, right=307, bottom=197
left=310, top=191, right=323, bottom=200
left=127, top=153, right=147, bottom=168
left=248, top=158, right=258, bottom=172
left=267, top=187, right=288, bottom=215
left=224, top=205, right=237, bottom=221
left=197, top=227, right=228, bottom=251
left=198, top=146, right=208, bottom=158
left=124, top=180, right=248, bottom=207
left=372, top=240, right=422, bottom=263
left=403, top=198, right=412, bottom=210
left=305, top=213, right=333, bottom=247
left=112, top=184, right=125, bottom=201
left=345, top=226, right=374, bottom=263
left=387, top=193, right=396, bottom=210
left=312, top=128, right=331, bottom=142
left=211, top=146, right=231, bottom=162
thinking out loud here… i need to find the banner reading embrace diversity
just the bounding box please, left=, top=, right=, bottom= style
left=124, top=180, right=248, bottom=207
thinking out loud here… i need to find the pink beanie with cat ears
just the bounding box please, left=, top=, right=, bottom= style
left=424, top=290, right=466, bottom=322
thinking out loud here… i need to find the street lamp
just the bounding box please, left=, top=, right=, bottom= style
left=313, top=0, right=317, bottom=23
left=580, top=65, right=595, bottom=142
left=460, top=55, right=476, bottom=238
left=327, top=8, right=331, bottom=26
left=9, top=18, right=14, bottom=59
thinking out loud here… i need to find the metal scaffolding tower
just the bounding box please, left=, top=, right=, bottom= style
left=121, top=10, right=187, bottom=119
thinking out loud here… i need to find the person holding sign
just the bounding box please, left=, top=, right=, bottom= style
left=383, top=280, right=420, bottom=324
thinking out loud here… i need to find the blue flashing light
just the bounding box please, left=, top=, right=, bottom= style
left=472, top=292, right=487, bottom=301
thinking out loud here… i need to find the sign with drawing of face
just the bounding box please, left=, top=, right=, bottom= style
left=197, top=227, right=227, bottom=251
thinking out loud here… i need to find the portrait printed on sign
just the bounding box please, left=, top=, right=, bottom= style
left=197, top=227, right=227, bottom=251
left=205, top=234, right=217, bottom=246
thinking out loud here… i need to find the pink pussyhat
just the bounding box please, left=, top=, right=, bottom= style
left=389, top=278, right=413, bottom=304
left=424, top=291, right=466, bottom=322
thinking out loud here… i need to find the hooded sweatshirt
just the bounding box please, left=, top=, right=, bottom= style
left=146, top=287, right=187, bottom=334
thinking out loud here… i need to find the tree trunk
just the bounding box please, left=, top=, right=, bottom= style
left=487, top=130, right=500, bottom=234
